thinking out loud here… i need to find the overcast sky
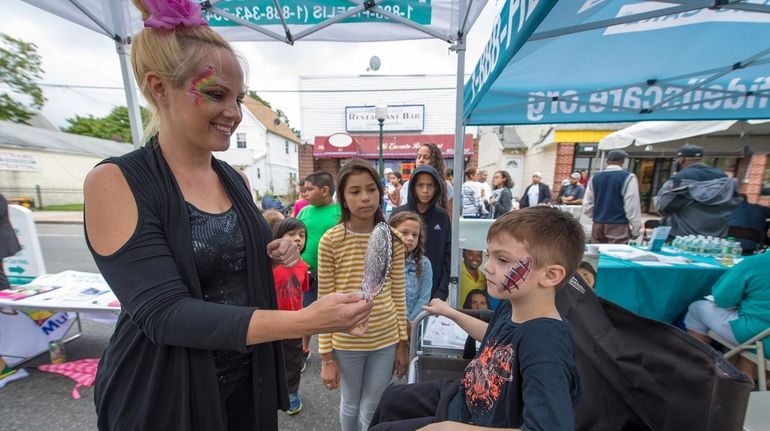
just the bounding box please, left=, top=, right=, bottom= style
left=5, top=0, right=499, bottom=132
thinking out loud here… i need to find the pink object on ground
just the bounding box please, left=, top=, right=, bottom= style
left=38, top=358, right=100, bottom=399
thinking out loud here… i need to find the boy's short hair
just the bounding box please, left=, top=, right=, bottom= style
left=304, top=171, right=335, bottom=195
left=487, top=207, right=585, bottom=289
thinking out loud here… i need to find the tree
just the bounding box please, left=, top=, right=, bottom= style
left=64, top=106, right=150, bottom=143
left=0, top=33, right=46, bottom=124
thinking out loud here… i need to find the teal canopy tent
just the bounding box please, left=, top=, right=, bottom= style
left=464, top=0, right=770, bottom=126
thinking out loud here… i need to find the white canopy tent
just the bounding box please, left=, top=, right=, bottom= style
left=599, top=121, right=740, bottom=151
left=22, top=0, right=491, bottom=306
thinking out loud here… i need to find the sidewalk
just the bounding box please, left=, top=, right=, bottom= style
left=32, top=211, right=83, bottom=224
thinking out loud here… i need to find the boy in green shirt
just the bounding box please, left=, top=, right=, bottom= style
left=297, top=171, right=341, bottom=360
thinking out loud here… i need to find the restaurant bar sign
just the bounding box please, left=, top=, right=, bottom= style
left=345, top=105, right=424, bottom=133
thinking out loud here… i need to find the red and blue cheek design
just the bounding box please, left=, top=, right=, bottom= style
left=501, top=257, right=532, bottom=292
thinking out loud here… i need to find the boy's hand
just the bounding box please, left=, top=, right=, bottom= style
left=423, top=298, right=454, bottom=318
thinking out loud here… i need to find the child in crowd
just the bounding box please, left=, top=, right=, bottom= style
left=317, top=159, right=408, bottom=431
left=388, top=211, right=432, bottom=325
left=462, top=288, right=489, bottom=311
left=576, top=261, right=596, bottom=289
left=292, top=180, right=309, bottom=217
left=392, top=165, right=451, bottom=300
left=370, top=207, right=584, bottom=430
left=271, top=218, right=310, bottom=415
left=461, top=289, right=490, bottom=359
left=262, top=208, right=285, bottom=229
left=459, top=249, right=486, bottom=307
left=297, top=171, right=341, bottom=362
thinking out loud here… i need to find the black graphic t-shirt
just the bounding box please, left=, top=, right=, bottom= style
left=447, top=300, right=581, bottom=430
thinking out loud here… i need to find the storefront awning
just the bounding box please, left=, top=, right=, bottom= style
left=313, top=133, right=473, bottom=158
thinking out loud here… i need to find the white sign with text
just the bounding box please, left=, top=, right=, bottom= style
left=345, top=105, right=425, bottom=132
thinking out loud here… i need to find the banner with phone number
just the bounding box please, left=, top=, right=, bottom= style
left=206, top=0, right=432, bottom=26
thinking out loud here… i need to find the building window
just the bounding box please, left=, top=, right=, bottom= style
left=573, top=143, right=601, bottom=177
left=257, top=168, right=261, bottom=179
left=762, top=155, right=770, bottom=195
left=236, top=133, right=247, bottom=148
left=285, top=140, right=289, bottom=154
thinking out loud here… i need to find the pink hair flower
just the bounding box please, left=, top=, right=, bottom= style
left=143, top=0, right=208, bottom=29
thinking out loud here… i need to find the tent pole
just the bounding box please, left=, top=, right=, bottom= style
left=116, top=41, right=144, bottom=148
left=110, top=0, right=144, bottom=148
left=449, top=0, right=466, bottom=308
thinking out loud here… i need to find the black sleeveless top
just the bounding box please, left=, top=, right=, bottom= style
left=187, top=203, right=251, bottom=384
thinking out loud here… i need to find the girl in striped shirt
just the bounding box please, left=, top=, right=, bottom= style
left=317, top=159, right=408, bottom=431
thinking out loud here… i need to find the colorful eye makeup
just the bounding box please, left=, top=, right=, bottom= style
left=501, top=257, right=532, bottom=292
left=190, top=66, right=217, bottom=105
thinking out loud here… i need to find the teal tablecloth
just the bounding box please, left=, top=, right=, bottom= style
left=594, top=249, right=729, bottom=323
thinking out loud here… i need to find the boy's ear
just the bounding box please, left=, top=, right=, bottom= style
left=321, top=186, right=330, bottom=197
left=540, top=264, right=567, bottom=289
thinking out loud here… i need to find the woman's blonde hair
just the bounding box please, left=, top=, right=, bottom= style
left=130, top=0, right=235, bottom=138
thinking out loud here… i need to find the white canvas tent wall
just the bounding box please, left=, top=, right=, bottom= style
left=22, top=0, right=490, bottom=306
left=599, top=120, right=770, bottom=152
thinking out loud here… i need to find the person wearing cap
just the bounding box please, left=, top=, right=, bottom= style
left=583, top=150, right=642, bottom=244
left=657, top=144, right=740, bottom=238
left=519, top=172, right=552, bottom=208
left=557, top=172, right=586, bottom=205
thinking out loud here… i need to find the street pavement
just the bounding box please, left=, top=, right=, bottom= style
left=0, top=219, right=344, bottom=431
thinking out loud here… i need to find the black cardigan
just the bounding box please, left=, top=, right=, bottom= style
left=86, top=140, right=287, bottom=430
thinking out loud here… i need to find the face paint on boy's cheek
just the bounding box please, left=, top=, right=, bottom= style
left=501, top=257, right=532, bottom=292
left=190, top=66, right=217, bottom=105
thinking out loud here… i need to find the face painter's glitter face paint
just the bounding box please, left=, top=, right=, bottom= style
left=190, top=66, right=217, bottom=105
left=501, top=257, right=532, bottom=292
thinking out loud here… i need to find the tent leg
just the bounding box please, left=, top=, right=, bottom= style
left=450, top=19, right=466, bottom=308
left=116, top=40, right=144, bottom=148
left=110, top=0, right=144, bottom=148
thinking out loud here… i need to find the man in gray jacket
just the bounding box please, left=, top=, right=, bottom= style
left=657, top=144, right=740, bottom=238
